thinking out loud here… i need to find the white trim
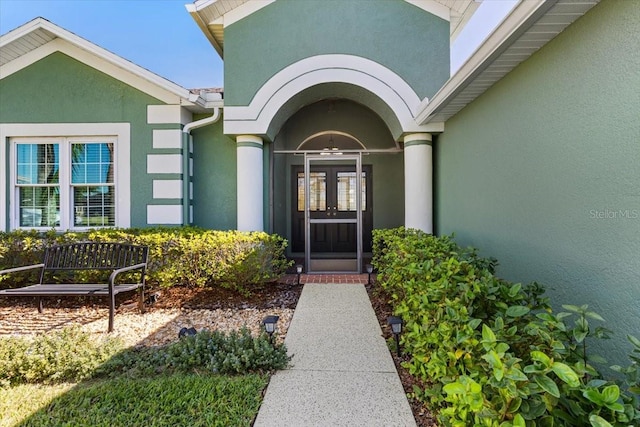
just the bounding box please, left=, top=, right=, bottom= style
left=147, top=154, right=183, bottom=174
left=405, top=0, right=451, bottom=21
left=404, top=133, right=433, bottom=143
left=0, top=123, right=131, bottom=231
left=147, top=205, right=183, bottom=225
left=224, top=54, right=431, bottom=135
left=224, top=1, right=276, bottom=27
left=153, top=129, right=182, bottom=149
left=297, top=131, right=366, bottom=151
left=147, top=105, right=192, bottom=125
left=0, top=18, right=192, bottom=104
left=416, top=0, right=553, bottom=124
left=153, top=180, right=183, bottom=199
left=237, top=135, right=264, bottom=145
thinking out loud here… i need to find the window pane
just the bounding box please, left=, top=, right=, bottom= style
left=297, top=172, right=326, bottom=211
left=19, top=187, right=60, bottom=227
left=73, top=185, right=115, bottom=227
left=16, top=144, right=59, bottom=184
left=72, top=143, right=114, bottom=184
left=337, top=172, right=366, bottom=211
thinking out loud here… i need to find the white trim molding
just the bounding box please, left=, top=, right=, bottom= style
left=0, top=123, right=131, bottom=231
left=147, top=205, right=183, bottom=225
left=223, top=54, right=434, bottom=136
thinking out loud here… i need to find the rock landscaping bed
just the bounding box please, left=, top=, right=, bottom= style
left=0, top=282, right=302, bottom=348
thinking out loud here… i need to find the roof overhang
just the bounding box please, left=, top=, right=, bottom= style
left=416, top=0, right=600, bottom=125
left=187, top=0, right=482, bottom=58
left=0, top=17, right=221, bottom=113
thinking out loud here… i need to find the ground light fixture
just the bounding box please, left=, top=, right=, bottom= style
left=262, top=315, right=280, bottom=343
left=365, top=264, right=374, bottom=285
left=296, top=264, right=303, bottom=285
left=387, top=316, right=403, bottom=357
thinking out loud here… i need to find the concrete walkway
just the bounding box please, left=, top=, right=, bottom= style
left=254, top=283, right=416, bottom=427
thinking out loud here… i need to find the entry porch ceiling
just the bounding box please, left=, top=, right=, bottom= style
left=187, top=0, right=481, bottom=57
left=417, top=0, right=600, bottom=124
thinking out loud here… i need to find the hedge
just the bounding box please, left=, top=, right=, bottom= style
left=372, top=227, right=639, bottom=427
left=0, top=227, right=291, bottom=294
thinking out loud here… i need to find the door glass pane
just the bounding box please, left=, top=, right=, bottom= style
left=337, top=172, right=366, bottom=211
left=298, top=172, right=326, bottom=211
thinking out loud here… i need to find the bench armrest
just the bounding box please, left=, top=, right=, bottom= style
left=108, top=262, right=147, bottom=287
left=0, top=264, right=45, bottom=276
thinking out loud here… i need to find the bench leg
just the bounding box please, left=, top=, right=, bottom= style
left=108, top=293, right=115, bottom=333
left=37, top=297, right=43, bottom=314
left=138, top=286, right=146, bottom=314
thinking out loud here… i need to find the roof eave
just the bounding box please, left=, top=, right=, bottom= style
left=417, top=0, right=600, bottom=125
left=186, top=3, right=224, bottom=58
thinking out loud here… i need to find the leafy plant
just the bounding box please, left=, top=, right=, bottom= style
left=372, top=227, right=640, bottom=426
left=0, top=327, right=123, bottom=386
left=98, top=328, right=290, bottom=377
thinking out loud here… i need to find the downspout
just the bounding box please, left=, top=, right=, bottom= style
left=181, top=107, right=221, bottom=226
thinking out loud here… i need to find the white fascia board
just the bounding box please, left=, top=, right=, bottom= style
left=404, top=0, right=451, bottom=21
left=223, top=1, right=276, bottom=27
left=416, top=0, right=549, bottom=124
left=186, top=3, right=223, bottom=57
left=0, top=39, right=188, bottom=105
left=0, top=19, right=192, bottom=102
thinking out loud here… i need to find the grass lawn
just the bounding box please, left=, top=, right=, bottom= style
left=0, top=373, right=268, bottom=427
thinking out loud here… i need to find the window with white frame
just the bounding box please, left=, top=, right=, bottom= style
left=12, top=137, right=116, bottom=229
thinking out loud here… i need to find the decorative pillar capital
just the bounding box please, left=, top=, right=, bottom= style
left=404, top=133, right=432, bottom=148
left=237, top=135, right=263, bottom=149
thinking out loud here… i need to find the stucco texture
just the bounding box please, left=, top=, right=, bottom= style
left=435, top=0, right=640, bottom=365
left=223, top=0, right=449, bottom=106
left=191, top=118, right=238, bottom=230
left=0, top=52, right=168, bottom=227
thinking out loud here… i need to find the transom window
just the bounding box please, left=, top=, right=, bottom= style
left=12, top=137, right=116, bottom=229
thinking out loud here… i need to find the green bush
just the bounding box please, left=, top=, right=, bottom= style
left=372, top=227, right=639, bottom=427
left=0, top=327, right=123, bottom=386
left=0, top=227, right=292, bottom=293
left=97, top=328, right=290, bottom=377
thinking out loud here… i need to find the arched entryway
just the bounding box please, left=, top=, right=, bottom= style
left=271, top=99, right=401, bottom=273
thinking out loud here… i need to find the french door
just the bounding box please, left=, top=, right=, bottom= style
left=291, top=155, right=372, bottom=271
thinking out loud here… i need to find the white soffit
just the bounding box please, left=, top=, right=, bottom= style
left=416, top=0, right=600, bottom=125
left=407, top=0, right=481, bottom=40
left=188, top=0, right=481, bottom=57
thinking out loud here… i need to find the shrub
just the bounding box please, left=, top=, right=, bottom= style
left=0, top=327, right=123, bottom=386
left=372, top=227, right=639, bottom=427
left=97, top=328, right=290, bottom=377
left=0, top=227, right=292, bottom=293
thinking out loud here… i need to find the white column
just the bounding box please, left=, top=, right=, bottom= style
left=237, top=135, right=264, bottom=231
left=404, top=133, right=433, bottom=233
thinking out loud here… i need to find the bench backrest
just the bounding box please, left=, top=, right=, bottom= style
left=43, top=243, right=148, bottom=271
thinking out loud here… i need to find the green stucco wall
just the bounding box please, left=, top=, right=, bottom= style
left=435, top=0, right=640, bottom=365
left=191, top=117, right=237, bottom=230
left=224, top=0, right=449, bottom=106
left=0, top=52, right=168, bottom=227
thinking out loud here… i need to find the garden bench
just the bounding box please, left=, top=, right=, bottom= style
left=0, top=242, right=148, bottom=332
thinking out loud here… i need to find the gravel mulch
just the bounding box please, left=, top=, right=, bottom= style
left=0, top=282, right=302, bottom=348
